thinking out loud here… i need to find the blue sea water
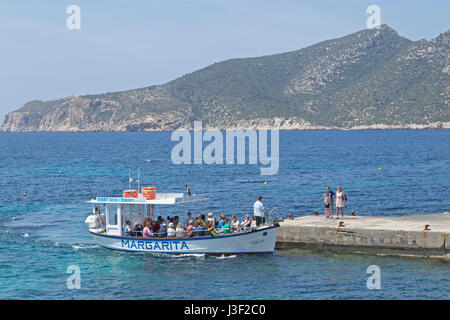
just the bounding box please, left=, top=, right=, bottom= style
left=0, top=130, right=449, bottom=300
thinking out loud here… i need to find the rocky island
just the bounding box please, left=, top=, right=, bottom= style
left=1, top=25, right=449, bottom=132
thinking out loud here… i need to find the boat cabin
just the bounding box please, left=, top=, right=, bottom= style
left=86, top=192, right=210, bottom=236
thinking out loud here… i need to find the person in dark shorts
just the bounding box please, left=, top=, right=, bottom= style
left=326, top=186, right=335, bottom=218
left=253, top=195, right=266, bottom=226
left=323, top=193, right=331, bottom=218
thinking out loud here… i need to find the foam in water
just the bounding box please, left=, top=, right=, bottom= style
left=215, top=254, right=237, bottom=259
left=72, top=244, right=100, bottom=250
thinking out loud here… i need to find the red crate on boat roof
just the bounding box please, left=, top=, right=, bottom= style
left=142, top=186, right=157, bottom=200
left=123, top=190, right=139, bottom=198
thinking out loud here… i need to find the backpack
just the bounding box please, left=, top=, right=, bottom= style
left=343, top=193, right=348, bottom=202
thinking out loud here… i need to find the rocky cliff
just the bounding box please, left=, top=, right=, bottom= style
left=2, top=25, right=449, bottom=131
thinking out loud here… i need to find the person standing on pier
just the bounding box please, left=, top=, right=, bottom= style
left=323, top=193, right=331, bottom=218
left=253, top=195, right=267, bottom=226
left=335, top=186, right=346, bottom=219
left=326, top=186, right=335, bottom=217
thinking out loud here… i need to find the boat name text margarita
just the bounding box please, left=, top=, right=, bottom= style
left=121, top=239, right=189, bottom=251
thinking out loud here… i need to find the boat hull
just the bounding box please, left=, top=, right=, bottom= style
left=89, top=225, right=279, bottom=255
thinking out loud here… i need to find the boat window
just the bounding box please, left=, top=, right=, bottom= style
left=108, top=206, right=118, bottom=225
left=127, top=204, right=144, bottom=216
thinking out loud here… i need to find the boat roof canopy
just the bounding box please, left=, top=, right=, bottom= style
left=88, top=193, right=209, bottom=205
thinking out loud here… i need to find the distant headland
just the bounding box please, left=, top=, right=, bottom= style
left=2, top=25, right=449, bottom=132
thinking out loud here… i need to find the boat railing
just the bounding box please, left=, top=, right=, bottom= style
left=265, top=207, right=278, bottom=222
left=127, top=225, right=258, bottom=238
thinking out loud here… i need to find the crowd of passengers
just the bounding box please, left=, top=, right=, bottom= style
left=123, top=212, right=253, bottom=238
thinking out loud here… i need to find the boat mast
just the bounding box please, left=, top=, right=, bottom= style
left=128, top=169, right=133, bottom=190
left=137, top=168, right=141, bottom=193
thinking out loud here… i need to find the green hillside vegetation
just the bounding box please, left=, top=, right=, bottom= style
left=2, top=25, right=449, bottom=131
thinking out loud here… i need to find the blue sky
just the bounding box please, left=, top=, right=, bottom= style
left=0, top=0, right=448, bottom=121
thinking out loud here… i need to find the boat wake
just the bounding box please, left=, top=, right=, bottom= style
left=72, top=244, right=100, bottom=250
left=165, top=253, right=206, bottom=259
left=215, top=254, right=237, bottom=259
left=1, top=229, right=96, bottom=252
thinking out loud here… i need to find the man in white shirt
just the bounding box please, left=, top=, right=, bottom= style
left=253, top=195, right=266, bottom=226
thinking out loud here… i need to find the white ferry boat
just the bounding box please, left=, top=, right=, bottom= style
left=85, top=188, right=280, bottom=255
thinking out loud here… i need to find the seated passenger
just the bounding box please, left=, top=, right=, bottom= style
left=186, top=212, right=192, bottom=225
left=167, top=222, right=176, bottom=237
left=205, top=220, right=214, bottom=236
left=143, top=222, right=153, bottom=238
left=206, top=213, right=216, bottom=227
left=175, top=222, right=186, bottom=238
left=151, top=221, right=160, bottom=237
left=186, top=220, right=194, bottom=237
left=194, top=221, right=206, bottom=237
left=144, top=217, right=152, bottom=227
left=231, top=216, right=240, bottom=233
left=217, top=214, right=226, bottom=230
left=133, top=222, right=143, bottom=237
left=240, top=214, right=251, bottom=230
left=159, top=222, right=167, bottom=238
left=124, top=220, right=133, bottom=236
left=195, top=213, right=204, bottom=226
left=222, top=218, right=231, bottom=234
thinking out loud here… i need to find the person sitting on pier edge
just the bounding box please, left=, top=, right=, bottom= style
left=240, top=214, right=251, bottom=230
left=167, top=222, right=176, bottom=237
left=176, top=222, right=186, bottom=238
left=124, top=220, right=132, bottom=236
left=253, top=196, right=266, bottom=226
left=133, top=221, right=143, bottom=237
left=231, top=216, right=240, bottom=232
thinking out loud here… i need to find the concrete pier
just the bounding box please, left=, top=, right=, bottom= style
left=276, top=212, right=450, bottom=259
